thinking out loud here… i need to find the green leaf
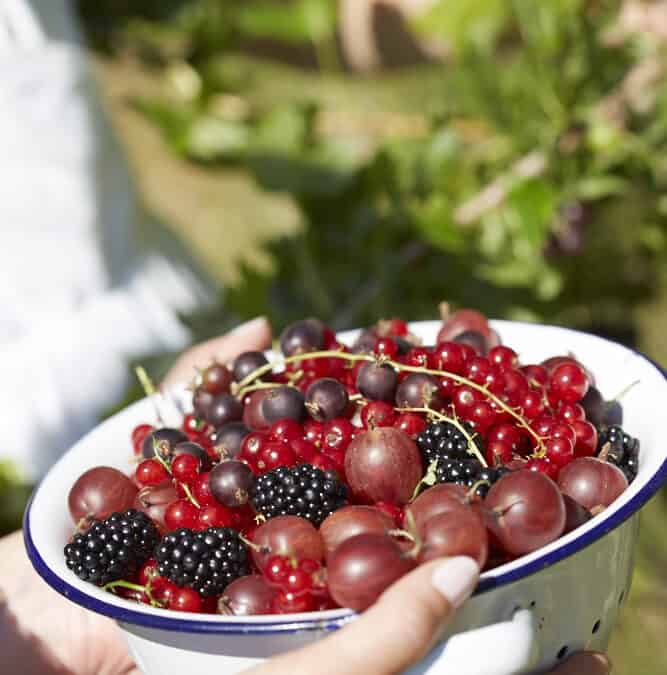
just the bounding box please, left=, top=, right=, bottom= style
left=252, top=105, right=313, bottom=155
left=412, top=194, right=466, bottom=253
left=505, top=178, right=557, bottom=250
left=412, top=0, right=509, bottom=54
left=237, top=0, right=335, bottom=45
left=575, top=176, right=627, bottom=200
left=185, top=116, right=250, bottom=160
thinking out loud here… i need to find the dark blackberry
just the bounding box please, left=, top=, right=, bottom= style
left=434, top=460, right=508, bottom=498
left=64, top=509, right=159, bottom=586
left=416, top=421, right=477, bottom=465
left=155, top=527, right=249, bottom=597
left=597, top=425, right=640, bottom=483
left=250, top=464, right=347, bottom=525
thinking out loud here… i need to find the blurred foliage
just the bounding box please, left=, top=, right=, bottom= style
left=0, top=461, right=32, bottom=534
left=78, top=0, right=667, bottom=343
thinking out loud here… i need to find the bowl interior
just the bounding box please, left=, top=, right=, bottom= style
left=24, top=320, right=667, bottom=628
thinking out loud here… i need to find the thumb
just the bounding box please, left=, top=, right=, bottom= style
left=246, top=556, right=479, bottom=675
left=162, top=317, right=272, bottom=387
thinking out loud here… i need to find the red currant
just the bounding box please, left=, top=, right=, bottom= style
left=171, top=454, right=200, bottom=484
left=192, top=472, right=215, bottom=506
left=264, top=555, right=291, bottom=587
left=135, top=459, right=169, bottom=487
left=151, top=578, right=179, bottom=606
left=303, top=419, right=324, bottom=447
left=439, top=376, right=456, bottom=400
left=452, top=385, right=484, bottom=413
left=198, top=503, right=234, bottom=529
left=239, top=432, right=268, bottom=470
left=572, top=420, right=598, bottom=457
left=526, top=457, right=558, bottom=479
left=486, top=423, right=521, bottom=450
left=521, top=364, right=549, bottom=388
left=465, top=356, right=491, bottom=385
left=488, top=346, right=518, bottom=371
left=545, top=436, right=574, bottom=469
left=272, top=590, right=317, bottom=613
left=549, top=422, right=577, bottom=447
left=549, top=363, right=589, bottom=403
left=321, top=418, right=355, bottom=453
left=379, top=318, right=408, bottom=337
left=432, top=342, right=465, bottom=373
left=257, top=442, right=297, bottom=472
left=518, top=389, right=545, bottom=419
left=311, top=453, right=339, bottom=474
left=360, top=401, right=396, bottom=429
left=502, top=369, right=530, bottom=405
left=405, top=347, right=434, bottom=369
left=131, top=424, right=154, bottom=456
left=373, top=337, right=399, bottom=360
left=323, top=326, right=338, bottom=348
left=374, top=501, right=403, bottom=526
left=486, top=439, right=513, bottom=466
left=458, top=343, right=476, bottom=362
left=164, top=500, right=199, bottom=530
left=394, top=412, right=427, bottom=438
left=557, top=401, right=586, bottom=423
left=138, top=558, right=158, bottom=586
left=533, top=415, right=556, bottom=437
left=169, top=587, right=202, bottom=613
left=291, top=438, right=318, bottom=461
left=284, top=569, right=314, bottom=596
left=269, top=419, right=303, bottom=445
left=298, top=558, right=321, bottom=575
left=469, top=401, right=496, bottom=432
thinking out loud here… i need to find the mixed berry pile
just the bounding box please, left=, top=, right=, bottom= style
left=64, top=307, right=639, bottom=615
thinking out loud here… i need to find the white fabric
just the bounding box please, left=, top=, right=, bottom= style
left=0, top=0, right=211, bottom=480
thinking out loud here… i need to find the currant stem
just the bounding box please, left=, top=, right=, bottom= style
left=135, top=365, right=165, bottom=425
left=234, top=381, right=286, bottom=398
left=238, top=533, right=262, bottom=552
left=152, top=440, right=172, bottom=474
left=388, top=361, right=545, bottom=451
left=235, top=350, right=372, bottom=390
left=608, top=379, right=640, bottom=404
left=104, top=579, right=147, bottom=594
left=235, top=349, right=545, bottom=451
left=181, top=482, right=201, bottom=508
left=412, top=458, right=439, bottom=500
left=388, top=529, right=416, bottom=542
left=397, top=406, right=487, bottom=467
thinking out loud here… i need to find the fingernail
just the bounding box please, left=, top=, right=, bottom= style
left=228, top=316, right=269, bottom=337
left=431, top=557, right=479, bottom=609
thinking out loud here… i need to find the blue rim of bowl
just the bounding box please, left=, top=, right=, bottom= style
left=23, top=332, right=667, bottom=635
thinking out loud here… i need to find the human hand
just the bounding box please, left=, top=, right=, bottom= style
left=162, top=316, right=272, bottom=388
left=244, top=556, right=611, bottom=675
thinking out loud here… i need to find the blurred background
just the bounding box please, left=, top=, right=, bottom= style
left=2, top=0, right=667, bottom=671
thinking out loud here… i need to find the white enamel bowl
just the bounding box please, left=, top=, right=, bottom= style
left=24, top=320, right=667, bottom=675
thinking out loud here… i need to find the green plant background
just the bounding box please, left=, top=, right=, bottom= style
left=5, top=1, right=667, bottom=671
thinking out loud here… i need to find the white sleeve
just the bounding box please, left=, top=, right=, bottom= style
left=0, top=0, right=212, bottom=481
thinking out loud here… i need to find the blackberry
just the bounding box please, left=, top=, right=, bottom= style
left=155, top=527, right=249, bottom=597
left=416, top=421, right=478, bottom=465
left=434, top=460, right=508, bottom=498
left=597, top=425, right=640, bottom=483
left=250, top=464, right=347, bottom=525
left=64, top=509, right=159, bottom=586
left=417, top=421, right=506, bottom=497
